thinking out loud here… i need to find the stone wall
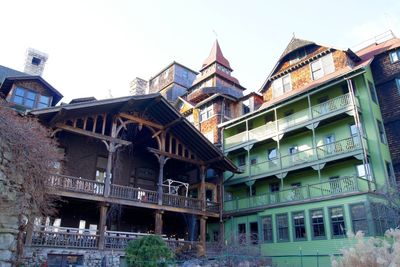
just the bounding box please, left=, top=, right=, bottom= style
left=23, top=247, right=124, bottom=267
left=0, top=141, right=19, bottom=267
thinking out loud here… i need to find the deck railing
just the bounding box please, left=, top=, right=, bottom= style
left=162, top=193, right=202, bottom=210
left=110, top=184, right=158, bottom=204
left=224, top=93, right=353, bottom=150
left=206, top=201, right=220, bottom=213
left=230, top=136, right=362, bottom=182
left=31, top=226, right=99, bottom=248
left=47, top=174, right=104, bottom=195
left=225, top=176, right=373, bottom=212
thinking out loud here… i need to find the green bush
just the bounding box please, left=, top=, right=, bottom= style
left=125, top=235, right=174, bottom=267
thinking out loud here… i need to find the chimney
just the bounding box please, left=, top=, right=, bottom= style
left=130, top=77, right=148, bottom=96
left=24, top=48, right=48, bottom=76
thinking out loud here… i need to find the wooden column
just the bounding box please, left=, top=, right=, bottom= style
left=98, top=203, right=108, bottom=249
left=24, top=218, right=34, bottom=246
left=104, top=146, right=114, bottom=197
left=219, top=221, right=225, bottom=245
left=155, top=210, right=163, bottom=235
left=157, top=155, right=166, bottom=205
left=200, top=216, right=207, bottom=254
left=200, top=165, right=206, bottom=211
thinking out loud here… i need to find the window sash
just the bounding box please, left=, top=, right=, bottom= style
left=262, top=216, right=273, bottom=242
left=311, top=209, right=326, bottom=238
left=330, top=207, right=346, bottom=237
left=276, top=214, right=289, bottom=241
left=293, top=212, right=306, bottom=239
left=390, top=50, right=399, bottom=63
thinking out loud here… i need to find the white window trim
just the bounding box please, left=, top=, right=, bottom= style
left=390, top=50, right=400, bottom=63
left=272, top=73, right=292, bottom=98
left=310, top=53, right=335, bottom=81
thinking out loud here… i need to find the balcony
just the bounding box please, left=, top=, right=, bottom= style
left=225, top=136, right=363, bottom=184
left=224, top=176, right=374, bottom=214
left=46, top=174, right=219, bottom=217
left=224, top=93, right=354, bottom=151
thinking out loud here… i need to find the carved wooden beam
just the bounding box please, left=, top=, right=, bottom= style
left=55, top=123, right=131, bottom=146
left=147, top=147, right=204, bottom=165
left=118, top=113, right=163, bottom=130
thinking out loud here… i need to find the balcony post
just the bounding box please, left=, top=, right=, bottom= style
left=200, top=165, right=207, bottom=211
left=307, top=184, right=311, bottom=199
left=98, top=203, right=108, bottom=250
left=155, top=210, right=163, bottom=235
left=104, top=144, right=114, bottom=197
left=157, top=155, right=167, bottom=205
left=200, top=215, right=207, bottom=255
left=24, top=218, right=34, bottom=246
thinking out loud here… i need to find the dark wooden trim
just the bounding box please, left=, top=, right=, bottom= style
left=148, top=147, right=204, bottom=165
left=118, top=113, right=164, bottom=130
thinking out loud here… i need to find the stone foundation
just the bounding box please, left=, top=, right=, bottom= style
left=23, top=247, right=125, bottom=267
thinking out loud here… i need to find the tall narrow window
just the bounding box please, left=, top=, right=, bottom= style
left=390, top=49, right=400, bottom=63
left=311, top=209, right=326, bottom=239
left=272, top=75, right=292, bottom=98
left=268, top=148, right=277, bottom=160
left=350, top=204, right=368, bottom=235
left=330, top=207, right=346, bottom=238
left=238, top=154, right=246, bottom=167
left=386, top=161, right=395, bottom=184
left=325, top=134, right=336, bottom=154
left=262, top=216, right=273, bottom=243
left=293, top=211, right=306, bottom=240
left=356, top=163, right=371, bottom=180
left=311, top=54, right=335, bottom=80
left=377, top=120, right=386, bottom=144
left=368, top=81, right=378, bottom=103
left=238, top=223, right=246, bottom=244
left=396, top=79, right=400, bottom=95
left=350, top=124, right=359, bottom=147
left=276, top=213, right=289, bottom=242
left=250, top=222, right=259, bottom=244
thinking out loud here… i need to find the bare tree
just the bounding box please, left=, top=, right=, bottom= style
left=0, top=102, right=63, bottom=265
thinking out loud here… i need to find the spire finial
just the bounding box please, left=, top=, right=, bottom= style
left=213, top=29, right=218, bottom=39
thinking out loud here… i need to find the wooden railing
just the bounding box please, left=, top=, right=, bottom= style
left=31, top=226, right=99, bottom=248
left=162, top=193, right=202, bottom=210
left=224, top=93, right=353, bottom=150
left=47, top=174, right=105, bottom=195
left=225, top=176, right=374, bottom=212
left=110, top=184, right=158, bottom=204
left=206, top=201, right=220, bottom=213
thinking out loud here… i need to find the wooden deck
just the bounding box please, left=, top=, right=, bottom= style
left=46, top=174, right=220, bottom=217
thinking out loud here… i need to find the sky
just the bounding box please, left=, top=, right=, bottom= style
left=1, top=0, right=400, bottom=103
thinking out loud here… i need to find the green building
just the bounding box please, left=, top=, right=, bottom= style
left=217, top=38, right=397, bottom=266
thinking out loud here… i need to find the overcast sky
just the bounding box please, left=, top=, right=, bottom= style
left=1, top=0, right=399, bottom=102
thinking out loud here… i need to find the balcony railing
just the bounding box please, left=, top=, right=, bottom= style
left=228, top=136, right=362, bottom=182
left=31, top=226, right=99, bottom=248
left=46, top=175, right=219, bottom=214
left=30, top=227, right=198, bottom=251
left=224, top=93, right=352, bottom=150
left=224, top=176, right=373, bottom=212
left=47, top=174, right=104, bottom=195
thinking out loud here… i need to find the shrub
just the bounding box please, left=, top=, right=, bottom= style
left=331, top=229, right=400, bottom=267
left=125, top=235, right=174, bottom=267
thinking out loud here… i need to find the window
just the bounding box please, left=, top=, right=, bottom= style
left=350, top=204, right=368, bottom=235
left=390, top=49, right=400, bottom=63
left=238, top=154, right=246, bottom=167
left=293, top=211, right=306, bottom=240
left=356, top=163, right=371, bottom=180
left=262, top=216, right=273, bottom=243
left=324, top=134, right=336, bottom=154
left=238, top=223, right=246, bottom=244
left=31, top=57, right=41, bottom=66
left=96, top=156, right=108, bottom=183
left=242, top=103, right=250, bottom=114
left=330, top=207, right=346, bottom=237
left=224, top=103, right=231, bottom=118
left=11, top=87, right=52, bottom=109
left=289, top=48, right=307, bottom=65
left=311, top=209, right=326, bottom=239
left=250, top=222, right=259, bottom=244
left=386, top=161, right=395, bottom=184
left=268, top=148, right=277, bottom=160
left=182, top=69, right=189, bottom=79
left=371, top=202, right=389, bottom=236
left=276, top=213, right=289, bottom=241
left=311, top=54, right=335, bottom=80
left=200, top=103, right=214, bottom=121
left=247, top=185, right=256, bottom=197
left=272, top=74, right=292, bottom=98
left=396, top=79, right=400, bottom=94
left=250, top=157, right=257, bottom=165
left=350, top=124, right=360, bottom=147
left=377, top=119, right=386, bottom=144
left=368, top=81, right=378, bottom=103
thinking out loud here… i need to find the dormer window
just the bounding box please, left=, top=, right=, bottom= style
left=272, top=74, right=292, bottom=98
left=311, top=54, right=335, bottom=80
left=290, top=48, right=307, bottom=65
left=11, top=87, right=51, bottom=109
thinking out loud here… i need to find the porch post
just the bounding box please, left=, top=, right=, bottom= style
left=200, top=216, right=207, bottom=254
left=155, top=210, right=163, bottom=235
left=200, top=165, right=206, bottom=211
left=24, top=218, right=34, bottom=246
left=104, top=146, right=114, bottom=197
left=98, top=203, right=108, bottom=249
left=158, top=155, right=166, bottom=205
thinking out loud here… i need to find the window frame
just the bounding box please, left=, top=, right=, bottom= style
left=349, top=203, right=369, bottom=235
left=200, top=103, right=214, bottom=122
left=329, top=206, right=347, bottom=239
left=272, top=74, right=292, bottom=98
left=310, top=208, right=326, bottom=240
left=11, top=86, right=52, bottom=109
left=376, top=119, right=386, bottom=144
left=262, top=215, right=274, bottom=243
left=292, top=211, right=307, bottom=241
left=389, top=49, right=400, bottom=63
left=276, top=213, right=290, bottom=242
left=368, top=80, right=378, bottom=104
left=396, top=79, right=400, bottom=94
left=310, top=54, right=335, bottom=80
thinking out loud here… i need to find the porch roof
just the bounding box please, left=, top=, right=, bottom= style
left=30, top=93, right=239, bottom=173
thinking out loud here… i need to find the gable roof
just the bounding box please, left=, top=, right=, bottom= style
left=0, top=65, right=29, bottom=84
left=30, top=93, right=238, bottom=173
left=279, top=37, right=315, bottom=60
left=201, top=40, right=232, bottom=71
